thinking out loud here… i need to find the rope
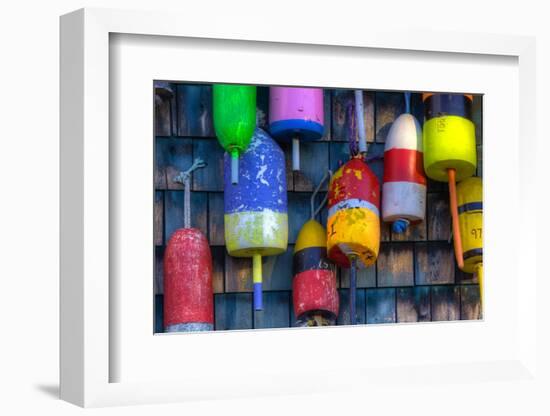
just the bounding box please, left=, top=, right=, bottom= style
left=174, top=158, right=207, bottom=228
left=355, top=90, right=368, bottom=154
left=347, top=101, right=358, bottom=157
left=311, top=170, right=332, bottom=220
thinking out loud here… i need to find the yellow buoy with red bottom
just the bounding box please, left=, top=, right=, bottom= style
left=327, top=157, right=380, bottom=324
left=293, top=171, right=339, bottom=327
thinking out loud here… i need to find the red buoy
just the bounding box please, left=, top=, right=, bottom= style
left=163, top=159, right=214, bottom=332
left=164, top=229, right=214, bottom=331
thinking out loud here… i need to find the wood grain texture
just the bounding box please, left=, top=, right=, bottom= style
left=154, top=294, right=164, bottom=333
left=337, top=288, right=366, bottom=325
left=155, top=88, right=173, bottom=136
left=214, top=293, right=253, bottom=330
left=176, top=84, right=215, bottom=137
left=340, top=265, right=375, bottom=289
left=288, top=193, right=311, bottom=244
left=293, top=142, right=329, bottom=192
left=375, top=92, right=405, bottom=143
left=366, top=288, right=396, bottom=324
left=376, top=243, right=414, bottom=287
left=409, top=93, right=424, bottom=126
left=154, top=246, right=164, bottom=295
left=162, top=138, right=193, bottom=189
left=164, top=191, right=207, bottom=244
left=391, top=220, right=427, bottom=242
left=262, top=245, right=293, bottom=291
left=460, top=285, right=481, bottom=320
left=396, top=286, right=431, bottom=323
left=328, top=141, right=350, bottom=173
left=256, top=86, right=269, bottom=130
left=254, top=291, right=290, bottom=329
left=154, top=191, right=164, bottom=246
left=415, top=242, right=455, bottom=285
left=427, top=192, right=451, bottom=241
left=280, top=141, right=294, bottom=191
left=224, top=254, right=252, bottom=293
left=472, top=95, right=482, bottom=145
left=431, top=285, right=460, bottom=321
left=211, top=246, right=225, bottom=294
left=155, top=137, right=167, bottom=189
left=331, top=90, right=374, bottom=142
left=192, top=138, right=224, bottom=192
left=208, top=192, right=225, bottom=246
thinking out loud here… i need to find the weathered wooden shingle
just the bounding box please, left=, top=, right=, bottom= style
left=396, top=286, right=431, bottom=323
left=176, top=84, right=214, bottom=137
left=415, top=242, right=455, bottom=285
left=340, top=266, right=375, bottom=289
left=288, top=193, right=311, bottom=244
left=156, top=138, right=193, bottom=190
left=215, top=293, right=253, bottom=330
left=427, top=192, right=450, bottom=241
left=208, top=192, right=225, bottom=246
left=293, top=142, right=329, bottom=192
left=254, top=291, right=290, bottom=329
left=262, top=245, right=293, bottom=291
left=366, top=288, right=396, bottom=324
left=431, top=285, right=460, bottom=321
left=164, top=191, right=207, bottom=244
left=154, top=191, right=164, bottom=246
left=211, top=246, right=225, bottom=294
left=332, top=90, right=374, bottom=143
left=460, top=285, right=481, bottom=320
left=337, top=288, right=366, bottom=325
left=225, top=254, right=252, bottom=293
left=375, top=92, right=405, bottom=143
left=154, top=246, right=164, bottom=295
left=192, top=138, right=224, bottom=192
left=377, top=243, right=414, bottom=287
left=155, top=82, right=174, bottom=137
left=391, top=220, right=427, bottom=242
left=155, top=294, right=164, bottom=333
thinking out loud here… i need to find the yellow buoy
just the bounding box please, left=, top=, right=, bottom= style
left=457, top=177, right=483, bottom=302
left=422, top=93, right=477, bottom=270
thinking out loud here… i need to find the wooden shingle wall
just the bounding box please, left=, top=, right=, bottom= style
left=154, top=83, right=482, bottom=332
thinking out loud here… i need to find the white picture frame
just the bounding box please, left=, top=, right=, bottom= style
left=60, top=7, right=540, bottom=408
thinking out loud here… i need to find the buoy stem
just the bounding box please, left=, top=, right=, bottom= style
left=292, top=137, right=300, bottom=171
left=350, top=255, right=358, bottom=325
left=448, top=168, right=464, bottom=269
left=231, top=150, right=239, bottom=185
left=476, top=263, right=484, bottom=309
left=253, top=254, right=263, bottom=311
left=354, top=90, right=367, bottom=154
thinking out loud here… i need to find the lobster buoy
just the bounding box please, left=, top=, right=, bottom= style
left=224, top=128, right=288, bottom=310
left=293, top=171, right=339, bottom=327
left=382, top=94, right=426, bottom=233
left=213, top=84, right=257, bottom=185
left=164, top=159, right=214, bottom=332
left=327, top=157, right=380, bottom=324
left=269, top=87, right=324, bottom=171
left=457, top=177, right=483, bottom=302
left=423, top=93, right=477, bottom=269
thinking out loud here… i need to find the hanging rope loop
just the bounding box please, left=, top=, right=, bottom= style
left=311, top=170, right=333, bottom=220
left=174, top=158, right=207, bottom=228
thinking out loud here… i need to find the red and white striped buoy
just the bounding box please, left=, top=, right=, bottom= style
left=382, top=94, right=426, bottom=233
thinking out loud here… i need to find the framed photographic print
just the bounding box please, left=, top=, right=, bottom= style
left=60, top=7, right=539, bottom=409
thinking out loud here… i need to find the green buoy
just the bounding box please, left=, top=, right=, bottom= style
left=213, top=84, right=256, bottom=184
